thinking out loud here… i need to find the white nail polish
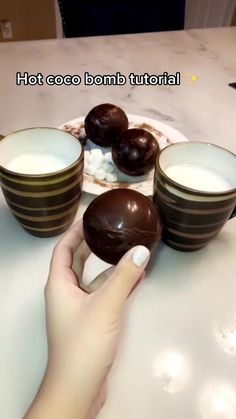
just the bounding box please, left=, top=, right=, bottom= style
left=132, top=246, right=150, bottom=267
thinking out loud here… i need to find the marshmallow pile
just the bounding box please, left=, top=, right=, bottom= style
left=84, top=149, right=118, bottom=183
left=83, top=134, right=168, bottom=184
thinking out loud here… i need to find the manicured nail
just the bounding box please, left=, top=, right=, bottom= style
left=132, top=246, right=150, bottom=267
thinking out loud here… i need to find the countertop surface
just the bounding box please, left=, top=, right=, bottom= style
left=0, top=27, right=236, bottom=419
left=0, top=27, right=236, bottom=153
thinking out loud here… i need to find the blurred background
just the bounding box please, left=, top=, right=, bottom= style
left=0, top=0, right=235, bottom=42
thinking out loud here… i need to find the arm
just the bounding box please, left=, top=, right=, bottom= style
left=24, top=220, right=150, bottom=419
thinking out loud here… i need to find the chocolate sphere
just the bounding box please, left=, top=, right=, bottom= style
left=84, top=103, right=128, bottom=147
left=112, top=128, right=159, bottom=176
left=83, top=189, right=162, bottom=265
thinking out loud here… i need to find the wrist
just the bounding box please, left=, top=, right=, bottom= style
left=24, top=366, right=90, bottom=419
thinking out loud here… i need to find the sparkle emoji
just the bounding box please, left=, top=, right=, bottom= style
left=185, top=73, right=199, bottom=84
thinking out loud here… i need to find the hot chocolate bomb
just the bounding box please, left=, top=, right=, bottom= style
left=84, top=103, right=128, bottom=147
left=112, top=128, right=159, bottom=176
left=83, top=189, right=162, bottom=265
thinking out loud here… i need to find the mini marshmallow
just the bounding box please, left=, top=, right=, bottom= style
left=93, top=155, right=104, bottom=168
left=90, top=148, right=103, bottom=158
left=102, top=161, right=115, bottom=173
left=104, top=152, right=113, bottom=163
left=105, top=172, right=118, bottom=183
left=85, top=153, right=94, bottom=165
left=85, top=164, right=97, bottom=176
left=95, top=168, right=106, bottom=180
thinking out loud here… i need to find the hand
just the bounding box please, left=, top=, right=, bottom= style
left=25, top=219, right=150, bottom=419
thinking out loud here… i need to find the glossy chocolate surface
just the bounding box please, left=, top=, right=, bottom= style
left=84, top=103, right=128, bottom=147
left=83, top=188, right=162, bottom=264
left=112, top=128, right=159, bottom=176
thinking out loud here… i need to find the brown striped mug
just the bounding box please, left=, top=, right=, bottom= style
left=0, top=128, right=83, bottom=237
left=153, top=142, right=236, bottom=251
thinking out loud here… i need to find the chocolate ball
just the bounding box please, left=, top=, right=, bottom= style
left=83, top=189, right=162, bottom=265
left=84, top=103, right=128, bottom=147
left=112, top=128, right=159, bottom=176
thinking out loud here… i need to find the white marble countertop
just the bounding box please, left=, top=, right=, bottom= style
left=0, top=28, right=236, bottom=419
left=0, top=27, right=236, bottom=153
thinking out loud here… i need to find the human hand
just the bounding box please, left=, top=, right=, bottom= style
left=25, top=219, right=150, bottom=419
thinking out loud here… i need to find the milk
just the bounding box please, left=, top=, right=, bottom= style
left=165, top=164, right=232, bottom=192
left=7, top=153, right=68, bottom=174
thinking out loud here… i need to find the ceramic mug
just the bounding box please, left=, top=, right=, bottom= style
left=153, top=142, right=236, bottom=251
left=0, top=128, right=83, bottom=237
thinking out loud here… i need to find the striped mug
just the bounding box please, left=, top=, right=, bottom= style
left=153, top=142, right=236, bottom=251
left=0, top=128, right=83, bottom=237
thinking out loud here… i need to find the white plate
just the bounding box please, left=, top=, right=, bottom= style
left=59, top=114, right=188, bottom=196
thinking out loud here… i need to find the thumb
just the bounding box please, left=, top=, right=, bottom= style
left=99, top=245, right=150, bottom=311
left=82, top=266, right=115, bottom=293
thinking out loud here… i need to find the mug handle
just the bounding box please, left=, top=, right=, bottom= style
left=230, top=207, right=236, bottom=219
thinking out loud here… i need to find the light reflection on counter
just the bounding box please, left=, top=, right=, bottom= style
left=199, top=382, right=236, bottom=419
left=215, top=314, right=236, bottom=355
left=152, top=349, right=190, bottom=393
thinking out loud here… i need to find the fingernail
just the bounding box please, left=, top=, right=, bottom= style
left=132, top=246, right=150, bottom=267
